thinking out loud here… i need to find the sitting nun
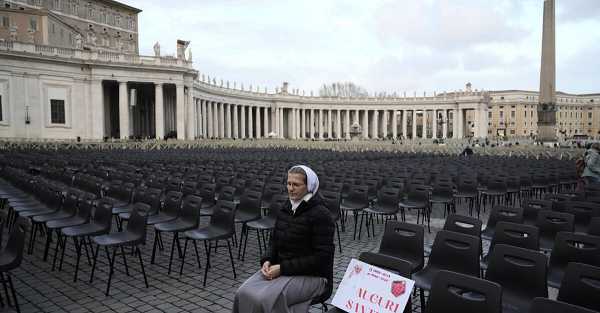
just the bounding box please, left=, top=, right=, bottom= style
left=232, top=165, right=335, bottom=313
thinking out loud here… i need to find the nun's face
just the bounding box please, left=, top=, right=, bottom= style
left=287, top=173, right=308, bottom=201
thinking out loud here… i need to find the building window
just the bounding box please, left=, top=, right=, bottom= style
left=488, top=112, right=492, bottom=119
left=511, top=111, right=515, bottom=118
left=589, top=112, right=593, bottom=119
left=29, top=17, right=37, bottom=31
left=510, top=130, right=515, bottom=135
left=50, top=99, right=65, bottom=124
left=524, top=111, right=527, bottom=118
left=0, top=95, right=3, bottom=122
left=0, top=15, right=8, bottom=28
left=500, top=111, right=504, bottom=119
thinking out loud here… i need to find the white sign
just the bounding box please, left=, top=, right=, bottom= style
left=331, top=258, right=415, bottom=313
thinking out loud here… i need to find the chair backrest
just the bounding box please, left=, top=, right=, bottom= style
left=566, top=201, right=597, bottom=229
left=180, top=195, right=202, bottom=227
left=536, top=210, right=575, bottom=238
left=428, top=230, right=481, bottom=277
left=406, top=184, right=429, bottom=202
left=379, top=221, right=424, bottom=269
left=211, top=200, right=236, bottom=236
left=485, top=244, right=548, bottom=300
left=142, top=187, right=162, bottom=214
left=550, top=232, right=600, bottom=271
left=181, top=181, right=198, bottom=196
left=218, top=185, right=236, bottom=202
left=237, top=190, right=262, bottom=218
left=199, top=183, right=216, bottom=205
left=377, top=187, right=400, bottom=211
left=486, top=205, right=524, bottom=229
left=3, top=217, right=30, bottom=269
left=523, top=199, right=553, bottom=221
left=166, top=178, right=182, bottom=192
left=530, top=297, right=597, bottom=313
left=557, top=262, right=600, bottom=312
left=94, top=199, right=113, bottom=232
left=126, top=208, right=148, bottom=244
left=589, top=217, right=600, bottom=236
left=443, top=214, right=482, bottom=239
left=0, top=210, right=8, bottom=248
left=347, top=185, right=369, bottom=204
left=76, top=198, right=94, bottom=221
left=426, top=270, right=502, bottom=313
left=491, top=222, right=539, bottom=251
left=320, top=190, right=341, bottom=220
left=431, top=183, right=453, bottom=198
left=62, top=192, right=79, bottom=215
left=358, top=252, right=413, bottom=313
left=163, top=191, right=183, bottom=215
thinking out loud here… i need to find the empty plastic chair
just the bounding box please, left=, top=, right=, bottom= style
left=556, top=262, right=600, bottom=312
left=426, top=270, right=502, bottom=313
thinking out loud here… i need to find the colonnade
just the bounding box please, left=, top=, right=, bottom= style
left=192, top=101, right=487, bottom=140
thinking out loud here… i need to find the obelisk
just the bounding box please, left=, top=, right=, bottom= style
left=537, top=0, right=557, bottom=142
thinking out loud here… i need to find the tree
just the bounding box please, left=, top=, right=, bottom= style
left=318, top=82, right=369, bottom=98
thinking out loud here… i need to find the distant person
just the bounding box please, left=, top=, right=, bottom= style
left=461, top=146, right=473, bottom=157
left=582, top=143, right=600, bottom=185
left=232, top=165, right=334, bottom=313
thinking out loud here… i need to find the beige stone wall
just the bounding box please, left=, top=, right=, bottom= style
left=2, top=0, right=139, bottom=53
left=0, top=8, right=46, bottom=44
left=488, top=92, right=600, bottom=139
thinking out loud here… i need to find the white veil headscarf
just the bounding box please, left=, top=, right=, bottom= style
left=288, top=165, right=319, bottom=213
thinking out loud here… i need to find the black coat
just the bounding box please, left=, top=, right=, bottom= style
left=261, top=194, right=335, bottom=303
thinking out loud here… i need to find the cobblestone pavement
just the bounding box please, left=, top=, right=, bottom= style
left=7, top=199, right=556, bottom=313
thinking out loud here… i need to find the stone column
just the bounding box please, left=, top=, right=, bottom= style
left=154, top=83, right=164, bottom=139
left=240, top=105, right=246, bottom=139
left=254, top=106, right=261, bottom=139
left=345, top=109, right=351, bottom=139
left=458, top=109, right=464, bottom=139
left=310, top=109, right=315, bottom=139
left=479, top=106, right=489, bottom=138
left=224, top=103, right=231, bottom=138
left=412, top=110, right=417, bottom=139
left=263, top=107, right=269, bottom=137
left=248, top=106, right=254, bottom=139
left=392, top=110, right=398, bottom=139
left=213, top=102, right=219, bottom=138
left=335, top=109, right=341, bottom=139
left=187, top=89, right=195, bottom=139
left=452, top=109, right=459, bottom=139
left=118, top=81, right=129, bottom=139
left=301, top=109, right=306, bottom=138
left=402, top=110, right=407, bottom=139
left=219, top=103, right=225, bottom=138
left=372, top=110, right=379, bottom=139
left=175, top=85, right=185, bottom=139
left=318, top=109, right=324, bottom=139
left=233, top=104, right=238, bottom=139
left=432, top=109, right=438, bottom=139
left=442, top=109, right=448, bottom=139
left=363, top=110, right=369, bottom=139
left=280, top=108, right=285, bottom=139
left=421, top=110, right=428, bottom=139
left=274, top=108, right=279, bottom=138
left=382, top=110, right=388, bottom=139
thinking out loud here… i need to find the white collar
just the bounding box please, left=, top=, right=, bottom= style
left=290, top=192, right=313, bottom=214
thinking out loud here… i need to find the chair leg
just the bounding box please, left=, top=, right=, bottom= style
left=168, top=232, right=178, bottom=275
left=179, top=238, right=189, bottom=276
left=241, top=227, right=250, bottom=261
left=74, top=237, right=83, bottom=282
left=203, top=241, right=212, bottom=287
left=151, top=229, right=159, bottom=264
left=193, top=241, right=202, bottom=270
left=120, top=246, right=130, bottom=276
left=105, top=246, right=117, bottom=296
left=226, top=239, right=236, bottom=279
left=256, top=229, right=263, bottom=256
left=6, top=273, right=19, bottom=313
left=335, top=223, right=342, bottom=254
left=1, top=272, right=11, bottom=307
left=419, top=288, right=426, bottom=313
left=43, top=228, right=53, bottom=262
left=89, top=243, right=101, bottom=283
left=51, top=231, right=62, bottom=271
left=237, top=224, right=246, bottom=260
left=136, top=246, right=149, bottom=288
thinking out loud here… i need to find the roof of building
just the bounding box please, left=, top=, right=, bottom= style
left=96, top=0, right=142, bottom=13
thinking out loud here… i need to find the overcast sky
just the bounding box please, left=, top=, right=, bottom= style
left=124, top=0, right=600, bottom=95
